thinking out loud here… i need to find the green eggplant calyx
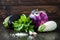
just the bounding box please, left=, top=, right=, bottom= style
left=3, top=16, right=11, bottom=28
left=38, top=24, right=46, bottom=32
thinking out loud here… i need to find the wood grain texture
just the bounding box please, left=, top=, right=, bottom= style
left=0, top=0, right=60, bottom=21
left=0, top=6, right=59, bottom=19
left=0, top=0, right=60, bottom=6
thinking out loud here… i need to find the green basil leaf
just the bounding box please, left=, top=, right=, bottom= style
left=20, top=14, right=27, bottom=22
left=29, top=29, right=34, bottom=32
left=14, top=24, right=24, bottom=31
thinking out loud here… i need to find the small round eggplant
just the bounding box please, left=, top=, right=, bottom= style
left=38, top=21, right=57, bottom=32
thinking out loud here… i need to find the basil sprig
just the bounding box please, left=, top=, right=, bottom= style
left=12, top=14, right=34, bottom=33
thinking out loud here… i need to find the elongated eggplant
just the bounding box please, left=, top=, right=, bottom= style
left=3, top=14, right=20, bottom=29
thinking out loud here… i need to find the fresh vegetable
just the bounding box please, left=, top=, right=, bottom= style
left=12, top=14, right=34, bottom=32
left=29, top=9, right=48, bottom=31
left=38, top=21, right=57, bottom=32
left=3, top=15, right=20, bottom=28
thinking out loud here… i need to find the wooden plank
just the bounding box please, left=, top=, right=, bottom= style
left=0, top=6, right=60, bottom=19
left=1, top=0, right=60, bottom=6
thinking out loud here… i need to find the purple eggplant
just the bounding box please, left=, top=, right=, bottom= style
left=29, top=9, right=48, bottom=31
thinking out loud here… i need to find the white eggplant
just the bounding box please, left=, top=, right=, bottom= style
left=38, top=21, right=57, bottom=32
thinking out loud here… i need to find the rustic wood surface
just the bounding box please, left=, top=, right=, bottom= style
left=0, top=0, right=60, bottom=5
left=0, top=0, right=60, bottom=30
left=0, top=6, right=60, bottom=20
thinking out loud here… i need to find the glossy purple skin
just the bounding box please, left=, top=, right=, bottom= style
left=30, top=10, right=48, bottom=29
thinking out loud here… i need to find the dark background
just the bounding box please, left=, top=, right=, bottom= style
left=0, top=0, right=60, bottom=40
